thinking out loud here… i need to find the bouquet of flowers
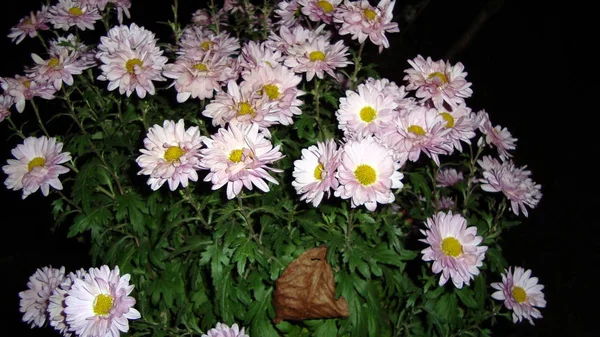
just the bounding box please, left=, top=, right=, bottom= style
left=3, top=1, right=546, bottom=336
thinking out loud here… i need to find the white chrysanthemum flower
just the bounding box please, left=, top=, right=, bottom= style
left=200, top=123, right=284, bottom=199
left=47, top=0, right=102, bottom=31
left=436, top=167, right=464, bottom=187
left=420, top=211, right=488, bottom=288
left=64, top=265, right=141, bottom=337
left=404, top=54, right=473, bottom=109
left=202, top=322, right=249, bottom=337
left=136, top=119, right=205, bottom=191
left=274, top=0, right=302, bottom=27
left=3, top=136, right=71, bottom=199
left=334, top=136, right=403, bottom=211
left=202, top=80, right=275, bottom=129
left=96, top=23, right=168, bottom=98
left=19, top=266, right=66, bottom=328
left=8, top=6, right=50, bottom=44
left=27, top=49, right=88, bottom=90
left=292, top=139, right=341, bottom=207
left=283, top=35, right=351, bottom=82
left=0, top=75, right=56, bottom=113
left=435, top=104, right=477, bottom=153
left=241, top=63, right=304, bottom=126
left=177, top=26, right=240, bottom=59
left=491, top=266, right=546, bottom=325
left=298, top=0, right=341, bottom=24
left=336, top=79, right=397, bottom=138
left=163, top=52, right=238, bottom=102
left=475, top=109, right=517, bottom=161
left=47, top=268, right=87, bottom=336
left=333, top=0, right=400, bottom=53
left=477, top=156, right=542, bottom=217
left=388, top=105, right=451, bottom=166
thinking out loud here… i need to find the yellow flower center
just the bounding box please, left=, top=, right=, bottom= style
left=512, top=286, right=527, bottom=303
left=23, top=80, right=31, bottom=88
left=237, top=102, right=255, bottom=116
left=408, top=125, right=426, bottom=136
left=354, top=164, right=376, bottom=186
left=439, top=112, right=455, bottom=128
left=48, top=57, right=60, bottom=68
left=229, top=149, right=244, bottom=163
left=441, top=237, right=462, bottom=257
left=164, top=146, right=185, bottom=162
left=359, top=106, right=377, bottom=123
left=69, top=7, right=83, bottom=16
left=262, top=84, right=280, bottom=100
left=313, top=163, right=324, bottom=180
left=428, top=71, right=449, bottom=85
left=309, top=51, right=326, bottom=62
left=27, top=157, right=46, bottom=172
left=200, top=41, right=214, bottom=51
left=93, top=294, right=114, bottom=316
left=194, top=63, right=208, bottom=71
left=125, top=58, right=143, bottom=74
left=363, top=8, right=377, bottom=21
left=317, top=1, right=334, bottom=13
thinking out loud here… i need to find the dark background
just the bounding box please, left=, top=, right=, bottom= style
left=1, top=1, right=594, bottom=336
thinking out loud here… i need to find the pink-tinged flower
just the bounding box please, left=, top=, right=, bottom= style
left=190, top=9, right=212, bottom=26
left=436, top=196, right=455, bottom=210
left=200, top=123, right=284, bottom=199
left=0, top=94, right=14, bottom=122
left=241, top=63, right=304, bottom=126
left=19, top=266, right=66, bottom=328
left=49, top=34, right=97, bottom=69
left=491, top=266, right=546, bottom=325
left=292, top=139, right=341, bottom=207
left=336, top=79, right=397, bottom=139
left=8, top=6, right=50, bottom=44
left=163, top=52, right=238, bottom=102
left=435, top=103, right=477, bottom=153
left=177, top=26, right=240, bottom=59
left=0, top=75, right=56, bottom=113
left=267, top=24, right=331, bottom=55
left=3, top=136, right=71, bottom=199
left=96, top=23, right=168, bottom=98
left=334, top=136, right=403, bottom=211
left=404, top=55, right=473, bottom=109
left=364, top=77, right=416, bottom=116
left=436, top=167, right=464, bottom=187
left=477, top=155, right=542, bottom=217
left=64, top=265, right=141, bottom=337
left=284, top=35, right=351, bottom=81
left=334, top=0, right=399, bottom=53
left=274, top=0, right=302, bottom=27
left=420, top=211, right=488, bottom=288
left=202, top=322, right=249, bottom=337
left=136, top=119, right=204, bottom=191
left=202, top=80, right=275, bottom=129
left=238, top=41, right=284, bottom=74
left=387, top=105, right=451, bottom=166
left=298, top=0, right=341, bottom=24
left=108, top=0, right=132, bottom=24
left=475, top=109, right=517, bottom=161
left=47, top=268, right=87, bottom=337
left=27, top=50, right=88, bottom=90
left=47, top=0, right=102, bottom=31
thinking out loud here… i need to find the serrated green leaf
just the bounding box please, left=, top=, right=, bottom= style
left=314, top=319, right=338, bottom=337
left=455, top=287, right=478, bottom=309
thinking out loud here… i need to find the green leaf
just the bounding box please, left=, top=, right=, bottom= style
left=455, top=287, right=478, bottom=309
left=314, top=319, right=338, bottom=337
left=115, top=191, right=149, bottom=235
left=485, top=246, right=508, bottom=273
left=68, top=207, right=112, bottom=237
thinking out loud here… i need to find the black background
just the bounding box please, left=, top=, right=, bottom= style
left=1, top=1, right=594, bottom=336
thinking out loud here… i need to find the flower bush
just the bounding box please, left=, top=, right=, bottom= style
left=4, top=1, right=546, bottom=336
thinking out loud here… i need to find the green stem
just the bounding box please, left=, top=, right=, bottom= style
left=5, top=117, right=26, bottom=139
left=30, top=99, right=50, bottom=137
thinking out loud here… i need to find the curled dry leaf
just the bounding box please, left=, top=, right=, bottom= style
left=272, top=245, right=350, bottom=323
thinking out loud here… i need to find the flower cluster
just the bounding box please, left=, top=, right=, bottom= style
left=3, top=0, right=547, bottom=335
left=19, top=265, right=140, bottom=337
